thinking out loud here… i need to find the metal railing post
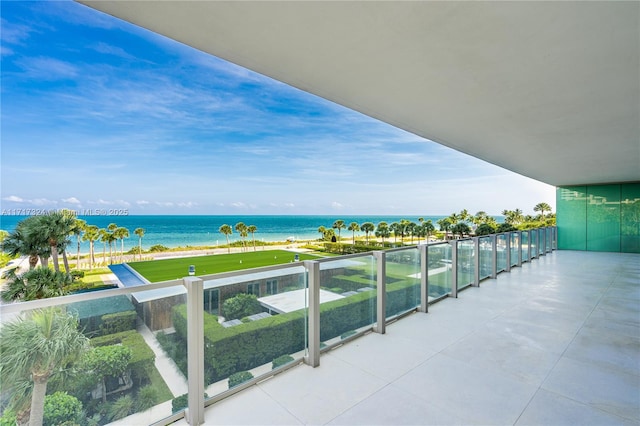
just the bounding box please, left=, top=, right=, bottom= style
left=450, top=239, right=458, bottom=298
left=528, top=230, right=534, bottom=261
left=419, top=245, right=429, bottom=313
left=505, top=233, right=512, bottom=272
left=373, top=251, right=386, bottom=334
left=517, top=232, right=523, bottom=267
left=490, top=234, right=497, bottom=279
left=304, top=260, right=320, bottom=367
left=183, top=276, right=204, bottom=426
left=473, top=237, right=480, bottom=287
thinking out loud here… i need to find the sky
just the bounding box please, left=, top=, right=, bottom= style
left=1, top=1, right=556, bottom=217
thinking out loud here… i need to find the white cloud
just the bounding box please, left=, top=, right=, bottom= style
left=230, top=202, right=246, bottom=208
left=115, top=199, right=130, bottom=207
left=62, top=197, right=81, bottom=204
left=177, top=202, right=198, bottom=208
left=284, top=203, right=295, bottom=208
left=136, top=200, right=150, bottom=205
left=331, top=202, right=344, bottom=209
left=3, top=195, right=25, bottom=202
left=155, top=201, right=174, bottom=207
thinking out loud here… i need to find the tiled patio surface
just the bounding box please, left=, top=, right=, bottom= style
left=179, top=250, right=639, bottom=425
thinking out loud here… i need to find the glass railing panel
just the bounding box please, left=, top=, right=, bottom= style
left=546, top=227, right=552, bottom=252
left=317, top=254, right=376, bottom=346
left=385, top=247, right=420, bottom=318
left=0, top=284, right=186, bottom=426
left=478, top=236, right=493, bottom=280
left=538, top=229, right=545, bottom=256
left=199, top=265, right=307, bottom=397
left=427, top=243, right=452, bottom=300
left=510, top=232, right=520, bottom=267
left=521, top=231, right=529, bottom=263
left=496, top=234, right=507, bottom=272
left=456, top=239, right=475, bottom=290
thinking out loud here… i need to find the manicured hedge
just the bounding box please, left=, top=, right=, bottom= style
left=91, top=330, right=155, bottom=384
left=69, top=295, right=136, bottom=337
left=172, top=277, right=422, bottom=383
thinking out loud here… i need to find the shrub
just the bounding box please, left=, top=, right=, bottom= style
left=272, top=355, right=294, bottom=370
left=136, top=385, right=158, bottom=411
left=108, top=395, right=134, bottom=421
left=91, top=330, right=155, bottom=385
left=172, top=393, right=208, bottom=413
left=100, top=310, right=137, bottom=335
left=222, top=293, right=262, bottom=320
left=228, top=371, right=254, bottom=389
left=149, top=244, right=169, bottom=252
left=475, top=223, right=496, bottom=236
left=69, top=270, right=85, bottom=279
left=43, top=392, right=83, bottom=426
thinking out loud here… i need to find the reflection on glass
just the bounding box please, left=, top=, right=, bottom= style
left=496, top=234, right=507, bottom=272
left=199, top=267, right=307, bottom=394
left=479, top=236, right=493, bottom=279
left=457, top=240, right=475, bottom=289
left=385, top=248, right=420, bottom=318
left=510, top=233, right=520, bottom=267
left=521, top=231, right=529, bottom=263
left=427, top=243, right=452, bottom=299
left=318, top=255, right=376, bottom=344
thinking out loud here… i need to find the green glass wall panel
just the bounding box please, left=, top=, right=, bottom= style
left=621, top=183, right=640, bottom=253
left=557, top=186, right=587, bottom=250
left=586, top=185, right=621, bottom=251
left=557, top=183, right=640, bottom=253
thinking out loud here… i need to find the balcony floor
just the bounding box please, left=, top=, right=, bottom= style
left=184, top=250, right=640, bottom=425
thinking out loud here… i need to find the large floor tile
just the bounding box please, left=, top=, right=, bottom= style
left=326, top=384, right=466, bottom=425
left=516, top=388, right=638, bottom=426
left=563, top=327, right=640, bottom=376
left=542, top=357, right=640, bottom=422
left=393, top=353, right=538, bottom=425
left=258, top=355, right=388, bottom=425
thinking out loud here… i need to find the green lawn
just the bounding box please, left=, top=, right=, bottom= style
left=128, top=250, right=321, bottom=282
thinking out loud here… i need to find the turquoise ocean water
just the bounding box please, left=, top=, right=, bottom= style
left=0, top=215, right=448, bottom=253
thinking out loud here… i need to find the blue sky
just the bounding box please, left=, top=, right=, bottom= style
left=1, top=1, right=555, bottom=217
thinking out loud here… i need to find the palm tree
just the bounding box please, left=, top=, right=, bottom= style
left=235, top=222, right=248, bottom=252
left=361, top=222, right=375, bottom=243
left=332, top=220, right=345, bottom=241
left=0, top=309, right=89, bottom=426
left=105, top=232, right=117, bottom=264
left=502, top=209, right=524, bottom=226
left=533, top=202, right=552, bottom=220
left=28, top=211, right=76, bottom=273
left=82, top=225, right=99, bottom=270
left=113, top=227, right=129, bottom=262
left=1, top=267, right=73, bottom=302
left=421, top=220, right=435, bottom=243
left=98, top=229, right=109, bottom=266
left=389, top=222, right=400, bottom=243
left=247, top=225, right=257, bottom=251
left=317, top=226, right=327, bottom=240
left=219, top=224, right=232, bottom=253
left=72, top=219, right=86, bottom=270
left=347, top=222, right=360, bottom=245
left=399, top=219, right=411, bottom=242
left=2, top=218, right=49, bottom=270
left=406, top=221, right=417, bottom=244
left=437, top=217, right=452, bottom=240
left=134, top=228, right=145, bottom=261
left=375, top=222, right=390, bottom=245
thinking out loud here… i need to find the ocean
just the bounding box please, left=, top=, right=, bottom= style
left=0, top=214, right=448, bottom=253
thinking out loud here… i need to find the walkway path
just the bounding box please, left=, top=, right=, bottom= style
left=137, top=323, right=188, bottom=397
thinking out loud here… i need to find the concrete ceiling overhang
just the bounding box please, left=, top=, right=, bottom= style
left=81, top=1, right=639, bottom=186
